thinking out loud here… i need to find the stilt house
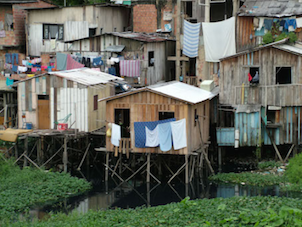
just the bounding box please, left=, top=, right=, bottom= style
left=101, top=81, right=217, bottom=155
left=217, top=39, right=302, bottom=162
left=16, top=68, right=123, bottom=131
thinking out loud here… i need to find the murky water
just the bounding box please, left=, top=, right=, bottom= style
left=29, top=166, right=296, bottom=219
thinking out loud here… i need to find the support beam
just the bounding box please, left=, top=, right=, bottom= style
left=147, top=153, right=150, bottom=183
left=218, top=147, right=222, bottom=173
left=63, top=136, right=68, bottom=172
left=185, top=155, right=189, bottom=184
left=105, top=152, right=109, bottom=182
left=23, top=135, right=28, bottom=167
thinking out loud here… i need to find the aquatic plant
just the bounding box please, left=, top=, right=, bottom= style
left=7, top=196, right=302, bottom=226
left=0, top=156, right=91, bottom=221
left=258, top=160, right=282, bottom=170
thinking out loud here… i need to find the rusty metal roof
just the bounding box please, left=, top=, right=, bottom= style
left=238, top=0, right=302, bottom=17
left=106, top=32, right=175, bottom=43
left=0, top=0, right=37, bottom=3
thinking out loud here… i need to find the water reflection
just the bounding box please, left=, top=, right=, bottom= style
left=29, top=170, right=294, bottom=219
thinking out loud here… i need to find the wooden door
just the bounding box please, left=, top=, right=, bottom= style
left=38, top=95, right=50, bottom=129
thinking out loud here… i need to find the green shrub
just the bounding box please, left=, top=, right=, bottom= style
left=258, top=160, right=282, bottom=170
left=288, top=32, right=298, bottom=43
left=275, top=32, right=287, bottom=42
left=263, top=32, right=274, bottom=44
left=285, top=153, right=302, bottom=184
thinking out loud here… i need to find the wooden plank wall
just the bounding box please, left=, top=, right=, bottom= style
left=105, top=91, right=211, bottom=155
left=236, top=17, right=255, bottom=52
left=220, top=48, right=302, bottom=106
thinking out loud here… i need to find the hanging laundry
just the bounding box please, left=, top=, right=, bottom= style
left=5, top=73, right=10, bottom=78
left=12, top=53, right=18, bottom=65
left=183, top=20, right=201, bottom=58
left=92, top=56, right=103, bottom=66
left=296, top=17, right=302, bottom=28
left=251, top=71, right=259, bottom=83
left=27, top=74, right=35, bottom=77
left=145, top=125, right=159, bottom=147
left=253, top=17, right=259, bottom=28
left=86, top=57, right=91, bottom=67
left=257, top=17, right=264, bottom=31
left=18, top=66, right=27, bottom=73
left=255, top=27, right=265, bottom=36
left=202, top=17, right=236, bottom=62
left=110, top=57, right=120, bottom=63
left=5, top=53, right=11, bottom=64
left=264, top=19, right=273, bottom=30
left=170, top=119, right=187, bottom=150
left=12, top=65, right=18, bottom=73
left=0, top=30, right=5, bottom=38
left=158, top=122, right=172, bottom=152
left=56, top=53, right=68, bottom=70
left=119, top=60, right=140, bottom=77
left=248, top=73, right=253, bottom=82
left=31, top=68, right=37, bottom=73
left=22, top=60, right=28, bottom=66
left=111, top=123, right=121, bottom=147
left=66, top=54, right=84, bottom=70
left=284, top=19, right=297, bottom=30
left=108, top=67, right=116, bottom=76
left=134, top=118, right=176, bottom=148
left=4, top=63, right=12, bottom=70
left=6, top=78, right=14, bottom=86
left=29, top=58, right=42, bottom=64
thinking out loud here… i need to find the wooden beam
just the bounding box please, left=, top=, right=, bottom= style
left=167, top=56, right=189, bottom=61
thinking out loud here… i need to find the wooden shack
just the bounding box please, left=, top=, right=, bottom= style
left=217, top=39, right=302, bottom=165
left=100, top=81, right=217, bottom=184
left=16, top=68, right=122, bottom=131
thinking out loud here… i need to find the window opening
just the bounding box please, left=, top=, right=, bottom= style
left=114, top=109, right=130, bottom=138
left=43, top=24, right=64, bottom=40
left=159, top=112, right=174, bottom=120
left=148, top=51, right=154, bottom=67
left=276, top=67, right=291, bottom=84
left=93, top=95, right=98, bottom=110
left=249, top=67, right=259, bottom=84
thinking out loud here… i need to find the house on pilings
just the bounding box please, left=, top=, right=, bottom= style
left=99, top=81, right=218, bottom=184
left=217, top=38, right=302, bottom=166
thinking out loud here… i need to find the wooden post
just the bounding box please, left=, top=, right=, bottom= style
left=218, top=147, right=222, bottom=173
left=147, top=153, right=150, bottom=183
left=185, top=154, right=189, bottom=184
left=176, top=0, right=181, bottom=81
left=119, top=148, right=122, bottom=176
left=37, top=137, right=41, bottom=166
left=147, top=183, right=150, bottom=207
left=105, top=152, right=109, bottom=181
left=14, top=140, right=18, bottom=159
left=63, top=136, right=68, bottom=172
left=23, top=136, right=28, bottom=167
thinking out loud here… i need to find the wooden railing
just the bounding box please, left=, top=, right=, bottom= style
left=114, top=138, right=131, bottom=158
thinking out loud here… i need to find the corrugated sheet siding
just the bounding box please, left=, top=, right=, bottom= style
left=235, top=111, right=260, bottom=147
left=216, top=128, right=235, bottom=146
left=64, top=21, right=89, bottom=42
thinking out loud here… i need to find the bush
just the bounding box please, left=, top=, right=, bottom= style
left=288, top=32, right=298, bottom=43
left=258, top=161, right=282, bottom=170
left=263, top=32, right=274, bottom=44
left=285, top=153, right=302, bottom=184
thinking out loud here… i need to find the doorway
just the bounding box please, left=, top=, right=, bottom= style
left=114, top=109, right=130, bottom=138
left=37, top=95, right=50, bottom=129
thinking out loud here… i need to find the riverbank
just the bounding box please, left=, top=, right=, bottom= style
left=0, top=157, right=91, bottom=223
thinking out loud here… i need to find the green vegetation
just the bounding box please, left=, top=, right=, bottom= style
left=286, top=153, right=302, bottom=184
left=263, top=31, right=297, bottom=45
left=209, top=172, right=286, bottom=186
left=0, top=157, right=91, bottom=222
left=7, top=196, right=302, bottom=227
left=258, top=160, right=282, bottom=170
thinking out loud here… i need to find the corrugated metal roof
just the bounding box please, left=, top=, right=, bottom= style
left=49, top=68, right=123, bottom=86
left=149, top=81, right=217, bottom=104
left=0, top=0, right=37, bottom=3
left=236, top=105, right=261, bottom=113
left=273, top=43, right=302, bottom=55
left=106, top=32, right=175, bottom=43
left=104, top=45, right=125, bottom=52
left=238, top=0, right=302, bottom=17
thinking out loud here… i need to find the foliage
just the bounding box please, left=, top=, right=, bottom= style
left=263, top=32, right=274, bottom=44
left=275, top=32, right=288, bottom=42
left=289, top=32, right=298, bottom=43
left=0, top=157, right=91, bottom=222
left=286, top=153, right=302, bottom=184
left=258, top=160, right=282, bottom=170
left=50, top=0, right=108, bottom=6
left=7, top=196, right=302, bottom=226
left=209, top=172, right=286, bottom=186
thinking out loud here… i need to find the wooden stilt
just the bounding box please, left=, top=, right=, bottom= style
left=168, top=162, right=186, bottom=184
left=14, top=141, right=18, bottom=159
left=147, top=183, right=150, bottom=207
left=37, top=137, right=42, bottom=166
left=77, top=143, right=91, bottom=171
left=63, top=136, right=68, bottom=172
left=185, top=155, right=189, bottom=184
left=119, top=149, right=122, bottom=176
left=147, top=153, right=150, bottom=183
left=105, top=152, right=109, bottom=182
left=218, top=147, right=222, bottom=173
left=23, top=135, right=28, bottom=167
left=284, top=144, right=295, bottom=162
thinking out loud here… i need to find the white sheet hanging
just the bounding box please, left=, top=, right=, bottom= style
left=171, top=119, right=187, bottom=150
left=145, top=125, right=159, bottom=147
left=202, top=17, right=236, bottom=62
left=111, top=123, right=121, bottom=147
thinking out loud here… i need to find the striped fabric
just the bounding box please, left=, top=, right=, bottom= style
left=119, top=60, right=140, bottom=77
left=183, top=20, right=201, bottom=58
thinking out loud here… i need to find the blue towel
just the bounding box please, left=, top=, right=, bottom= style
left=284, top=19, right=297, bottom=30
left=158, top=122, right=173, bottom=152
left=6, top=78, right=14, bottom=86
left=56, top=53, right=67, bottom=70
left=93, top=56, right=103, bottom=66
left=134, top=118, right=175, bottom=148
left=183, top=20, right=201, bottom=58
left=12, top=53, right=18, bottom=64
left=5, top=53, right=11, bottom=64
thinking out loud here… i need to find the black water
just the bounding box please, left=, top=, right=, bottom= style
left=29, top=165, right=295, bottom=220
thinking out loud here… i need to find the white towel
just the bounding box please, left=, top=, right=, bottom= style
left=145, top=125, right=159, bottom=147
left=296, top=17, right=302, bottom=28
left=17, top=66, right=27, bottom=72
left=111, top=123, right=121, bottom=147
left=171, top=119, right=187, bottom=150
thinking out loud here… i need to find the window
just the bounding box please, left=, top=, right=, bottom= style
left=100, top=28, right=103, bottom=35
left=276, top=67, right=291, bottom=84
left=93, top=95, right=98, bottom=110
left=114, top=109, right=130, bottom=138
left=5, top=14, right=13, bottom=31
left=249, top=67, right=259, bottom=84
left=148, top=51, right=154, bottom=67
left=185, top=1, right=193, bottom=18
left=43, top=24, right=64, bottom=40
left=89, top=28, right=96, bottom=37
left=159, top=112, right=174, bottom=120
left=267, top=106, right=281, bottom=124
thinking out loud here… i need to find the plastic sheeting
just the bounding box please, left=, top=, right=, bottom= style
left=202, top=17, right=236, bottom=62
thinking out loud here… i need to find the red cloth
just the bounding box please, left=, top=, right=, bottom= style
left=66, top=54, right=84, bottom=70
left=248, top=73, right=253, bottom=82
